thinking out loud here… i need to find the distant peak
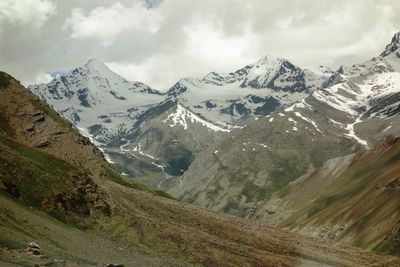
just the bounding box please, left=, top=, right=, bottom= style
left=85, top=58, right=106, bottom=67
left=254, top=54, right=285, bottom=66
left=83, top=58, right=115, bottom=74
left=380, top=31, right=400, bottom=57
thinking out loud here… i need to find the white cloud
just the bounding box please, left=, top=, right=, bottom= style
left=107, top=59, right=180, bottom=91
left=0, top=0, right=56, bottom=30
left=63, top=2, right=161, bottom=46
left=183, top=22, right=259, bottom=70
left=22, top=72, right=53, bottom=87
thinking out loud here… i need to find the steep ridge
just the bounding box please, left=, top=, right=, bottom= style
left=256, top=136, right=400, bottom=256
left=29, top=56, right=327, bottom=188
left=2, top=72, right=396, bottom=266
left=168, top=32, right=400, bottom=221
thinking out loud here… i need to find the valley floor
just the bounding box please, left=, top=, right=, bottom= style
left=2, top=185, right=400, bottom=267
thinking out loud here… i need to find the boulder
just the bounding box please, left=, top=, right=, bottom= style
left=34, top=139, right=51, bottom=148
left=25, top=124, right=35, bottom=131
left=26, top=242, right=41, bottom=256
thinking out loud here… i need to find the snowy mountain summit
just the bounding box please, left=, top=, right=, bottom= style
left=166, top=55, right=328, bottom=125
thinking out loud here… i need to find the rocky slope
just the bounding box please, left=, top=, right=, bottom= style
left=255, top=136, right=400, bottom=256
left=29, top=56, right=327, bottom=188
left=3, top=71, right=397, bottom=266
left=167, top=32, right=400, bottom=222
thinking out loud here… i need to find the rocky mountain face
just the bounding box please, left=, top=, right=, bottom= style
left=166, top=32, right=400, bottom=223
left=2, top=71, right=393, bottom=266
left=29, top=55, right=327, bottom=187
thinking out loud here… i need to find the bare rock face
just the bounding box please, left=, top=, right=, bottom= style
left=41, top=171, right=111, bottom=219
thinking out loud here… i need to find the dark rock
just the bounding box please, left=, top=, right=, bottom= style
left=34, top=139, right=51, bottom=148
left=32, top=111, right=44, bottom=117
left=220, top=102, right=252, bottom=116
left=33, top=115, right=45, bottom=123
left=0, top=179, right=20, bottom=197
left=106, top=264, right=125, bottom=267
left=25, top=124, right=35, bottom=132
left=254, top=97, right=280, bottom=116
left=386, top=178, right=400, bottom=191
left=205, top=101, right=217, bottom=109
left=52, top=130, right=65, bottom=135
left=265, top=209, right=276, bottom=215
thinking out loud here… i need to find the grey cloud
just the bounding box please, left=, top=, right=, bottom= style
left=0, top=0, right=399, bottom=89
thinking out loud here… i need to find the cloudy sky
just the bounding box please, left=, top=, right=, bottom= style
left=0, top=0, right=399, bottom=90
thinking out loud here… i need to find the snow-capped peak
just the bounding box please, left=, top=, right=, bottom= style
left=83, top=58, right=123, bottom=79
left=85, top=58, right=108, bottom=68
left=380, top=31, right=400, bottom=57
left=253, top=54, right=285, bottom=68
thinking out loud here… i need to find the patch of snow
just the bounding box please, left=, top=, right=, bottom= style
left=132, top=143, right=158, bottom=160
left=294, top=112, right=323, bottom=134
left=383, top=125, right=392, bottom=132
left=285, top=105, right=294, bottom=112
left=163, top=104, right=230, bottom=132
left=328, top=118, right=344, bottom=127
left=97, top=147, right=115, bottom=164
left=344, top=117, right=368, bottom=148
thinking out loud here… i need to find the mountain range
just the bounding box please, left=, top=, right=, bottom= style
left=29, top=54, right=330, bottom=187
